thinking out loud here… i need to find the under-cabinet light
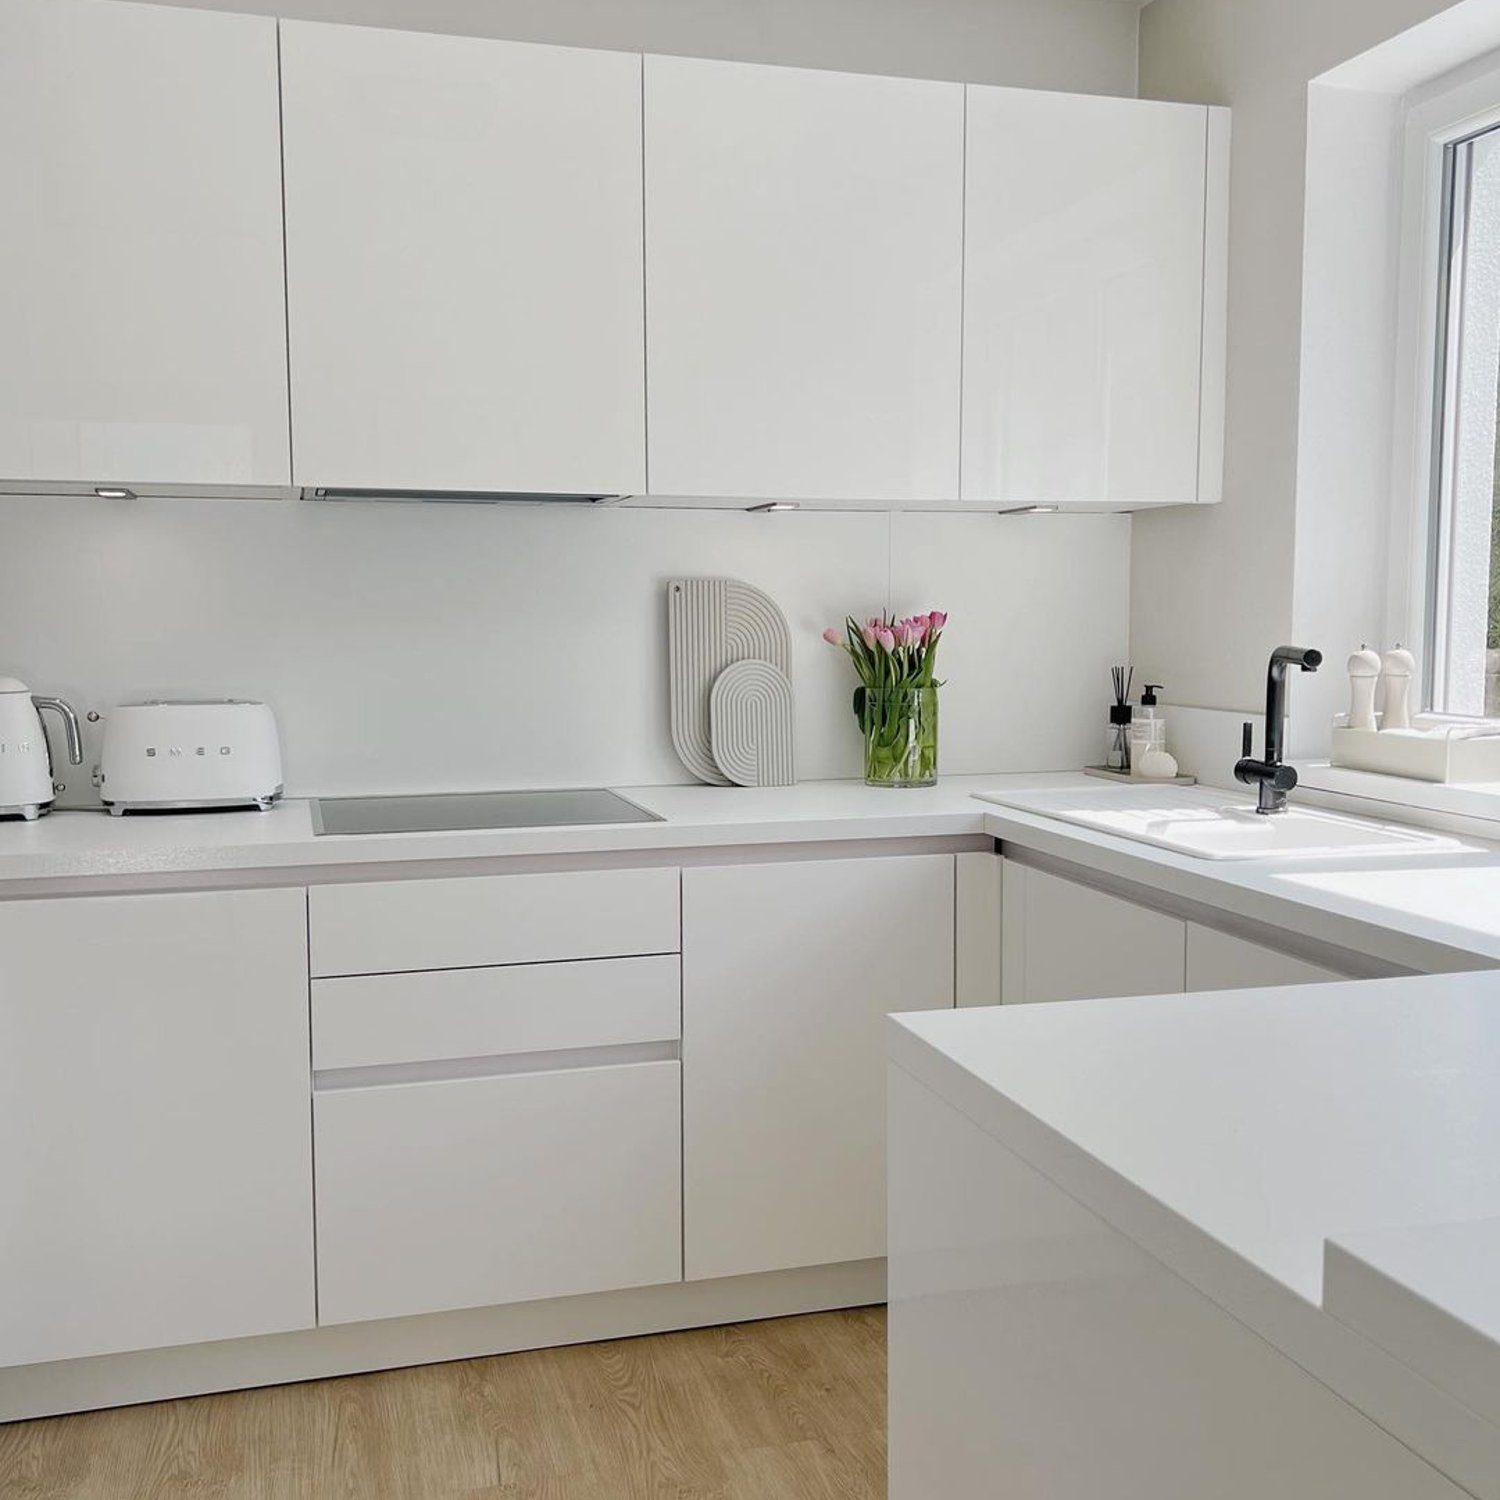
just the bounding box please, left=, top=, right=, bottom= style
left=747, top=502, right=800, bottom=513
left=94, top=486, right=136, bottom=500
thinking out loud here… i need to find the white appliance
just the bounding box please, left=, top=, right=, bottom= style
left=96, top=700, right=283, bottom=815
left=0, top=677, right=84, bottom=820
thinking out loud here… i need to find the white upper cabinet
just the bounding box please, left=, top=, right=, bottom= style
left=0, top=0, right=289, bottom=490
left=281, top=23, right=646, bottom=496
left=962, top=89, right=1228, bottom=508
left=643, top=56, right=964, bottom=504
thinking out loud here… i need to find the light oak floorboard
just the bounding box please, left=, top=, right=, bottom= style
left=0, top=1307, right=887, bottom=1499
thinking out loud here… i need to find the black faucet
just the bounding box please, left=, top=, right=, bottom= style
left=1234, top=646, right=1323, bottom=814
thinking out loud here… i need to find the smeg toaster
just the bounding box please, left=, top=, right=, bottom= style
left=95, top=700, right=283, bottom=814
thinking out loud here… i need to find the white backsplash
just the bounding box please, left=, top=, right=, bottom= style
left=0, top=496, right=1129, bottom=803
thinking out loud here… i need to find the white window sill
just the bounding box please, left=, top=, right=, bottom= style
left=1296, top=761, right=1500, bottom=837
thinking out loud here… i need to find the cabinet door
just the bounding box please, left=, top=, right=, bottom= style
left=645, top=56, right=963, bottom=502
left=956, top=851, right=1003, bottom=1008
left=316, top=1061, right=681, bottom=1326
left=962, top=89, right=1213, bottom=507
left=0, top=0, right=289, bottom=488
left=0, top=889, right=314, bottom=1368
left=282, top=22, right=646, bottom=495
left=682, top=855, right=955, bottom=1280
left=1001, top=861, right=1185, bottom=1004
left=1186, top=924, right=1343, bottom=992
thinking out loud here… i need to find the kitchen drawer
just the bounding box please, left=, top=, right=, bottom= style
left=308, top=867, right=680, bottom=977
left=312, top=955, right=680, bottom=1071
left=314, top=1061, right=682, bottom=1324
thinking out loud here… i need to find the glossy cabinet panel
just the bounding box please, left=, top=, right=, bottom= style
left=1186, top=923, right=1344, bottom=991
left=956, top=850, right=1004, bottom=1007
left=1001, top=860, right=1186, bottom=1004
left=282, top=22, right=646, bottom=494
left=312, top=955, right=681, bottom=1071
left=315, top=1061, right=682, bottom=1325
left=0, top=0, right=290, bottom=488
left=963, top=89, right=1216, bottom=506
left=682, top=854, right=954, bottom=1279
left=0, top=890, right=314, bottom=1368
left=308, top=867, right=680, bottom=977
left=645, top=55, right=963, bottom=502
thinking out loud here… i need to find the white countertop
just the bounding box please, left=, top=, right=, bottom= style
left=0, top=775, right=1008, bottom=890
left=889, top=975, right=1500, bottom=1494
left=7, top=773, right=1500, bottom=973
left=891, top=973, right=1500, bottom=1306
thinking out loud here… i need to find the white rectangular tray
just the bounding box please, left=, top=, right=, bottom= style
left=1331, top=721, right=1500, bottom=783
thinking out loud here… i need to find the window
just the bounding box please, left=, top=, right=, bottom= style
left=1428, top=122, right=1500, bottom=716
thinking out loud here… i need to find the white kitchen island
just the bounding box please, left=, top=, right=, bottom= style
left=888, top=972, right=1500, bottom=1499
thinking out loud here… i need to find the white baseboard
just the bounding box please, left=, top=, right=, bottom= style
left=0, top=1260, right=886, bottom=1423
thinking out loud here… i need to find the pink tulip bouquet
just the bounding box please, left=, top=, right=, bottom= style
left=822, top=611, right=948, bottom=786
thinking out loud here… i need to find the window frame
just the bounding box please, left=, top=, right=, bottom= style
left=1389, top=53, right=1500, bottom=717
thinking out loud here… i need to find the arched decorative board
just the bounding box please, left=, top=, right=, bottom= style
left=667, top=577, right=793, bottom=785
left=709, top=659, right=795, bottom=787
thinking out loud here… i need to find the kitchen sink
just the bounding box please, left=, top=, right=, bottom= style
left=975, top=785, right=1464, bottom=861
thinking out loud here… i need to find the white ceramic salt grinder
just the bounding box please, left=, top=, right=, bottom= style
left=1347, top=645, right=1381, bottom=731
left=1380, top=645, right=1417, bottom=731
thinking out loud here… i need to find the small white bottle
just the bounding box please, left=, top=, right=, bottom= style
left=1380, top=645, right=1416, bottom=731
left=1347, top=646, right=1381, bottom=732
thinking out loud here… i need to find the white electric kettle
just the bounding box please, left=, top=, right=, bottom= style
left=0, top=677, right=83, bottom=820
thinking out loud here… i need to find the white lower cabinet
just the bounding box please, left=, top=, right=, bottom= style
left=956, top=851, right=1004, bottom=1008
left=0, top=889, right=314, bottom=1369
left=1001, top=859, right=1353, bottom=1007
left=1001, top=860, right=1186, bottom=1004
left=315, top=1061, right=682, bottom=1326
left=682, top=855, right=955, bottom=1281
left=1186, top=924, right=1344, bottom=990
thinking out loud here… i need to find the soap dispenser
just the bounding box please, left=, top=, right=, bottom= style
left=1130, top=684, right=1167, bottom=759
left=1130, top=684, right=1179, bottom=779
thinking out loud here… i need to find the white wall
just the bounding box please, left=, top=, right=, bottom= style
left=1132, top=0, right=1486, bottom=734
left=123, top=0, right=1142, bottom=95
left=1, top=499, right=1129, bottom=801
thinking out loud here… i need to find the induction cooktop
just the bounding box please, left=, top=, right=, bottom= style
left=310, top=788, right=663, bottom=836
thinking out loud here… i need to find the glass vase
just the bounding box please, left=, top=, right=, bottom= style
left=861, top=686, right=938, bottom=788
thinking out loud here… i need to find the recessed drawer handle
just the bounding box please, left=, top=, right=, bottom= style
left=313, top=1039, right=679, bottom=1093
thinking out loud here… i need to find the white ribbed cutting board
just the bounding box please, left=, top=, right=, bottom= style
left=668, top=578, right=793, bottom=786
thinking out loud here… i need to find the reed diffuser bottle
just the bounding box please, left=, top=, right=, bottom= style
left=1107, top=666, right=1134, bottom=772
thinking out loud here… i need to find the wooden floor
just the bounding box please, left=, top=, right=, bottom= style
left=0, top=1307, right=887, bottom=1499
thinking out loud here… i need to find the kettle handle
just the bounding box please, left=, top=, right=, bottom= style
left=32, top=697, right=83, bottom=766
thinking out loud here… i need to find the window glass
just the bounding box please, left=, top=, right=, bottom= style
left=1431, top=125, right=1500, bottom=715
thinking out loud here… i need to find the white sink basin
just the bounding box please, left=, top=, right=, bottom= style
left=975, top=786, right=1464, bottom=861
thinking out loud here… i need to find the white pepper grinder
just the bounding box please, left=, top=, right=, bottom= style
left=1379, top=644, right=1417, bottom=731
left=1347, top=645, right=1381, bottom=731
